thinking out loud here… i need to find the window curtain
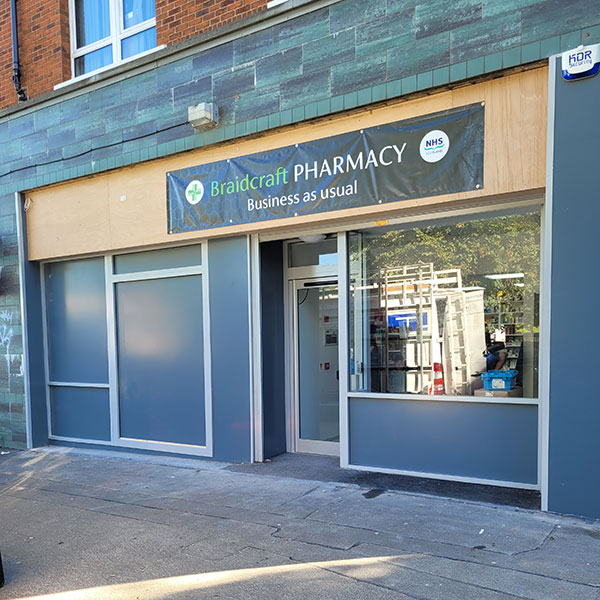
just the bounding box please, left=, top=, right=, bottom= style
left=75, top=0, right=111, bottom=47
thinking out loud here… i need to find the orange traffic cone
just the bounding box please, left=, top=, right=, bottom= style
left=430, top=362, right=444, bottom=395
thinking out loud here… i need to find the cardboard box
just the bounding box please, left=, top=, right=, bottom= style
left=474, top=387, right=523, bottom=398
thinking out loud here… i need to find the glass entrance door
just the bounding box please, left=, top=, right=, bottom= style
left=294, top=279, right=340, bottom=455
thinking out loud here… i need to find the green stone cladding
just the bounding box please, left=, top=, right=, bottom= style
left=0, top=194, right=25, bottom=449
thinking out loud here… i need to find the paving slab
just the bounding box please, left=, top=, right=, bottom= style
left=307, top=489, right=558, bottom=554
left=381, top=553, right=599, bottom=600
left=0, top=447, right=599, bottom=600
left=227, top=453, right=541, bottom=509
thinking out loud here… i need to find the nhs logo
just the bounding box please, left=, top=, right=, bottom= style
left=426, top=137, right=443, bottom=148
left=562, top=44, right=600, bottom=80
left=420, top=130, right=450, bottom=163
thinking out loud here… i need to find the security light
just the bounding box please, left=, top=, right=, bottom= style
left=188, top=103, right=219, bottom=131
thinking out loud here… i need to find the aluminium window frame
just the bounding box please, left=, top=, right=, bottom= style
left=68, top=0, right=157, bottom=79
left=40, top=242, right=213, bottom=458
left=339, top=202, right=544, bottom=491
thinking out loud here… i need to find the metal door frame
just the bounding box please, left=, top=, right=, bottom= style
left=290, top=276, right=340, bottom=456
left=283, top=237, right=340, bottom=456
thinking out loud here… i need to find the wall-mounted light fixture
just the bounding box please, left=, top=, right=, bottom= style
left=188, top=103, right=218, bottom=131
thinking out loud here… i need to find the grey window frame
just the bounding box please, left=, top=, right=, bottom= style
left=41, top=243, right=213, bottom=457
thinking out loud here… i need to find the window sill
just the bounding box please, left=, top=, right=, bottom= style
left=54, top=44, right=167, bottom=91
left=347, top=391, right=540, bottom=405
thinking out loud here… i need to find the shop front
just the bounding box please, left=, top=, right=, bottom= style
left=20, top=66, right=548, bottom=494
left=256, top=202, right=541, bottom=491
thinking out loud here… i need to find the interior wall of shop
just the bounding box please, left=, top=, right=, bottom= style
left=24, top=68, right=547, bottom=261
left=260, top=240, right=286, bottom=459
left=548, top=61, right=600, bottom=519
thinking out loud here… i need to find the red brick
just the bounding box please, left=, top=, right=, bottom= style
left=0, top=0, right=269, bottom=109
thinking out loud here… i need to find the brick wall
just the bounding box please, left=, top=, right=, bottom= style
left=0, top=2, right=15, bottom=111
left=0, top=0, right=269, bottom=112
left=0, top=0, right=70, bottom=112
left=156, top=0, right=267, bottom=46
left=18, top=0, right=70, bottom=104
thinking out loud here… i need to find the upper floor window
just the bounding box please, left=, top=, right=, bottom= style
left=71, top=0, right=156, bottom=77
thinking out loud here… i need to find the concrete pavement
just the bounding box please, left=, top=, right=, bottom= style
left=0, top=447, right=598, bottom=600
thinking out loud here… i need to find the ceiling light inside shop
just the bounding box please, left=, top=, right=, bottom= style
left=299, top=234, right=327, bottom=243
left=484, top=272, right=525, bottom=280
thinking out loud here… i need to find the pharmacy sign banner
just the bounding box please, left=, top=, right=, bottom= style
left=167, top=103, right=484, bottom=233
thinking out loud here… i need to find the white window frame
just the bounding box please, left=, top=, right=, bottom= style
left=68, top=0, right=157, bottom=79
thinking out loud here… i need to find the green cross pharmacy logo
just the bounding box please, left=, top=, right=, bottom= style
left=185, top=180, right=204, bottom=205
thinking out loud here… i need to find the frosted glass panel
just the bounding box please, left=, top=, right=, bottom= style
left=289, top=239, right=337, bottom=267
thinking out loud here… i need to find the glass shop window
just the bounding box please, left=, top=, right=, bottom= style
left=72, top=0, right=156, bottom=77
left=349, top=208, right=541, bottom=398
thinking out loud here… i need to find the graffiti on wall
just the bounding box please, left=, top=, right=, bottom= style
left=0, top=310, right=24, bottom=399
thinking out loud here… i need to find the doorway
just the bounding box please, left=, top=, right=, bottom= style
left=258, top=236, right=341, bottom=460
left=292, top=278, right=340, bottom=456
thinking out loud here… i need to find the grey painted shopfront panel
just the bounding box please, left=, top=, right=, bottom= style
left=208, top=237, right=252, bottom=462
left=349, top=398, right=538, bottom=484
left=548, top=60, right=600, bottom=518
left=50, top=387, right=110, bottom=441
left=116, top=275, right=206, bottom=446
left=114, top=245, right=202, bottom=274
left=44, top=258, right=108, bottom=384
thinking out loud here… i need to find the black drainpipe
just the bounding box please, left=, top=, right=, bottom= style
left=10, top=0, right=28, bottom=102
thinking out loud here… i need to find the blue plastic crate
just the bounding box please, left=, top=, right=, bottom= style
left=481, top=369, right=518, bottom=391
